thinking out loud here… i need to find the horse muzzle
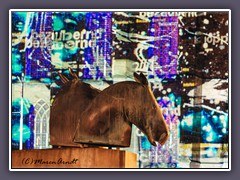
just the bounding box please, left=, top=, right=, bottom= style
left=158, top=131, right=169, bottom=146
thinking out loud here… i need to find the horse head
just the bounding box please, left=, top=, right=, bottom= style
left=73, top=72, right=169, bottom=147
left=50, top=68, right=101, bottom=147
left=129, top=72, right=170, bottom=146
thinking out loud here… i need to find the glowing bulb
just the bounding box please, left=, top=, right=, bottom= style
left=206, top=133, right=213, bottom=142
left=222, top=128, right=227, bottom=134
left=205, top=124, right=212, bottom=132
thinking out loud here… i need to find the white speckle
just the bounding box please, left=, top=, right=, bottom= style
left=219, top=115, right=225, bottom=121
left=225, top=20, right=228, bottom=26
left=78, top=72, right=83, bottom=77
left=167, top=88, right=171, bottom=93
left=162, top=90, right=166, bottom=95
left=203, top=19, right=209, bottom=24
left=222, top=128, right=227, bottom=133
left=185, top=52, right=189, bottom=56
left=179, top=29, right=183, bottom=36
left=205, top=124, right=212, bottom=132
left=219, top=45, right=225, bottom=50
left=210, top=100, right=214, bottom=104
left=163, top=96, right=169, bottom=101
left=203, top=43, right=208, bottom=48
left=168, top=51, right=172, bottom=55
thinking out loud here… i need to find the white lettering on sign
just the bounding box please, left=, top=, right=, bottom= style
left=204, top=33, right=228, bottom=46
left=139, top=12, right=178, bottom=18
left=12, top=28, right=105, bottom=51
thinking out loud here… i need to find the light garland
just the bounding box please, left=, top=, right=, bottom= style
left=83, top=12, right=112, bottom=79
left=148, top=15, right=178, bottom=79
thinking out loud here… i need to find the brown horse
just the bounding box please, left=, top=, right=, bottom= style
left=50, top=68, right=101, bottom=147
left=73, top=72, right=169, bottom=147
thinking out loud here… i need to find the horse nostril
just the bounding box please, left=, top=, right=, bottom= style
left=159, top=132, right=168, bottom=145
left=160, top=133, right=166, bottom=140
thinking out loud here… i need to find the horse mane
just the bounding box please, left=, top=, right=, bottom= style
left=95, top=81, right=140, bottom=99
left=55, top=80, right=100, bottom=98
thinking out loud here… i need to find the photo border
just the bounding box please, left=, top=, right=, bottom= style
left=9, top=8, right=231, bottom=172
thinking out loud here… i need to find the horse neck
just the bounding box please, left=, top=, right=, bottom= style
left=120, top=83, right=147, bottom=128
left=105, top=82, right=144, bottom=125
left=81, top=81, right=140, bottom=125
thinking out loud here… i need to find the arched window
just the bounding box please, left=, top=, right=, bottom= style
left=34, top=99, right=52, bottom=149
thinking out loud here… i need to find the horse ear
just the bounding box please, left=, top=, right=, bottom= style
left=139, top=72, right=148, bottom=85
left=68, top=67, right=78, bottom=80
left=133, top=72, right=148, bottom=85
left=133, top=72, right=141, bottom=83
left=58, top=73, right=69, bottom=84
